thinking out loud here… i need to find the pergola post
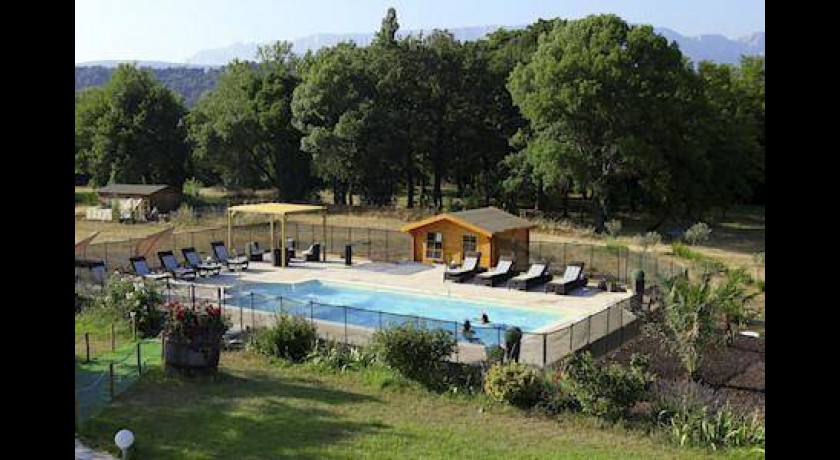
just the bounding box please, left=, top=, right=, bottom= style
left=270, top=217, right=275, bottom=250
left=227, top=210, right=233, bottom=250
left=322, top=209, right=327, bottom=262
left=281, top=214, right=287, bottom=268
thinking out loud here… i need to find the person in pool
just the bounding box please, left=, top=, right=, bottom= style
left=480, top=312, right=490, bottom=324
left=463, top=319, right=473, bottom=334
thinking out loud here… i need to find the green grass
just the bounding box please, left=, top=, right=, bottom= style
left=78, top=351, right=759, bottom=459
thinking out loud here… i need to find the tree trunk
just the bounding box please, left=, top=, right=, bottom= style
left=419, top=175, right=427, bottom=207
left=594, top=192, right=609, bottom=232
left=433, top=167, right=442, bottom=210
left=406, top=166, right=415, bottom=209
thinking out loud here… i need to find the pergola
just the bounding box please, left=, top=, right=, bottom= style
left=227, top=203, right=327, bottom=267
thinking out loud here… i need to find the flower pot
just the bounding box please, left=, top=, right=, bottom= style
left=164, top=338, right=221, bottom=374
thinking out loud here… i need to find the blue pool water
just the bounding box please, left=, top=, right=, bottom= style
left=232, top=280, right=564, bottom=346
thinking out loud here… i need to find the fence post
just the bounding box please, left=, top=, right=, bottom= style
left=310, top=300, right=314, bottom=322
left=85, top=332, right=90, bottom=363
left=137, top=342, right=142, bottom=375
left=344, top=307, right=348, bottom=343
left=111, top=323, right=116, bottom=351
left=497, top=327, right=501, bottom=348
left=563, top=242, right=567, bottom=266
left=251, top=293, right=255, bottom=328
left=191, top=284, right=196, bottom=308
left=109, top=363, right=115, bottom=400
left=542, top=334, right=547, bottom=368
left=587, top=315, right=592, bottom=345
left=239, top=303, right=244, bottom=332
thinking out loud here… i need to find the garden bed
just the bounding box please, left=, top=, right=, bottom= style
left=605, top=333, right=765, bottom=418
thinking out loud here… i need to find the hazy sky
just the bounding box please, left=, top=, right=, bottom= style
left=75, top=0, right=765, bottom=63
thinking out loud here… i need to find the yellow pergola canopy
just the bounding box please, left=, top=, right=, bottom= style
left=229, top=203, right=326, bottom=216
left=227, top=202, right=327, bottom=267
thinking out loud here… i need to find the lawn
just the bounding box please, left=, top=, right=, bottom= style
left=78, top=351, right=759, bottom=459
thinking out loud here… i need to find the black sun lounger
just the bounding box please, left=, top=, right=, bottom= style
left=210, top=241, right=249, bottom=271
left=129, top=256, right=172, bottom=281
left=475, top=257, right=516, bottom=287
left=158, top=250, right=198, bottom=280
left=508, top=262, right=552, bottom=290
left=545, top=262, right=588, bottom=295
left=444, top=252, right=483, bottom=283
left=181, top=247, right=223, bottom=277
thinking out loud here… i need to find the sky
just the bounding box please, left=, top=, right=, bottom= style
left=75, top=0, right=765, bottom=63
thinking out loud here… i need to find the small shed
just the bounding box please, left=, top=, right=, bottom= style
left=400, top=206, right=536, bottom=270
left=96, top=184, right=182, bottom=216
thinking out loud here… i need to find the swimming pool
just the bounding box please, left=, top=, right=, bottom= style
left=231, top=280, right=565, bottom=346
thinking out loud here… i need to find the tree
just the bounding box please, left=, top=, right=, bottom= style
left=292, top=42, right=374, bottom=205
left=508, top=15, right=696, bottom=229
left=77, top=64, right=189, bottom=187
left=188, top=43, right=313, bottom=200
left=655, top=270, right=755, bottom=379
left=657, top=273, right=720, bottom=380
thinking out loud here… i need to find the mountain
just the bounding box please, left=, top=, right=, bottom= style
left=654, top=28, right=765, bottom=64
left=76, top=60, right=214, bottom=69
left=185, top=25, right=763, bottom=66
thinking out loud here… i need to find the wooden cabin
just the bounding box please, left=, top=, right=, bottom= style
left=95, top=184, right=182, bottom=220
left=400, top=206, right=535, bottom=270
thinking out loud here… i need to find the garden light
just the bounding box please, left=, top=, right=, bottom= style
left=114, top=429, right=134, bottom=459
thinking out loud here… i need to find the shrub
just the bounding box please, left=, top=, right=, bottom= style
left=369, top=323, right=456, bottom=387
left=93, top=274, right=165, bottom=337
left=671, top=242, right=702, bottom=261
left=562, top=352, right=653, bottom=420
left=183, top=177, right=204, bottom=200
left=638, top=231, right=662, bottom=252
left=485, top=345, right=505, bottom=365
left=75, top=191, right=98, bottom=205
left=665, top=406, right=764, bottom=450
left=605, top=219, right=622, bottom=238
left=307, top=339, right=376, bottom=371
left=650, top=379, right=723, bottom=419
left=484, top=362, right=544, bottom=408
left=249, top=313, right=317, bottom=362
left=171, top=203, right=197, bottom=226
left=683, top=222, right=711, bottom=246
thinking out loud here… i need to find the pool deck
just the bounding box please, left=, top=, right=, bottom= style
left=183, top=257, right=635, bottom=365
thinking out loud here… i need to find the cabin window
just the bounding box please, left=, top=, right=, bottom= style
left=462, top=234, right=477, bottom=255
left=426, top=232, right=443, bottom=259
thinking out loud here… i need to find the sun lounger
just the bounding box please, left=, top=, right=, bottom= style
left=210, top=241, right=249, bottom=271
left=181, top=247, right=223, bottom=277
left=508, top=262, right=552, bottom=290
left=545, top=262, right=588, bottom=295
left=158, top=250, right=198, bottom=280
left=475, top=257, right=516, bottom=287
left=129, top=256, right=172, bottom=281
left=246, top=241, right=271, bottom=262
left=302, top=243, right=321, bottom=262
left=444, top=252, right=483, bottom=283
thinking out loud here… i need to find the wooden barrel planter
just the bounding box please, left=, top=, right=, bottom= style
left=164, top=334, right=221, bottom=375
